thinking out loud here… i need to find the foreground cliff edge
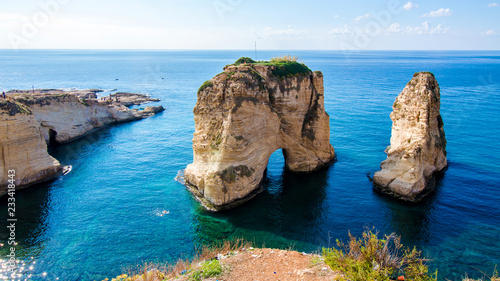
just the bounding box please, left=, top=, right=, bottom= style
left=0, top=89, right=164, bottom=196
left=184, top=57, right=336, bottom=211
left=373, top=72, right=447, bottom=201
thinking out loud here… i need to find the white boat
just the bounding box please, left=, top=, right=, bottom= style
left=62, top=165, right=72, bottom=175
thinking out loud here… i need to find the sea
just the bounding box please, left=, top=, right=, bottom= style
left=0, top=50, right=499, bottom=281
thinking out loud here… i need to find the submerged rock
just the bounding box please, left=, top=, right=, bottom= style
left=184, top=59, right=336, bottom=211
left=111, top=92, right=160, bottom=106
left=141, top=105, right=165, bottom=115
left=373, top=72, right=447, bottom=201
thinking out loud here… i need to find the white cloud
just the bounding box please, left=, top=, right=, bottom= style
left=423, top=8, right=453, bottom=17
left=487, top=3, right=498, bottom=7
left=388, top=23, right=402, bottom=33
left=0, top=13, right=25, bottom=29
left=0, top=14, right=25, bottom=20
left=333, top=15, right=339, bottom=18
left=404, top=21, right=450, bottom=35
left=483, top=29, right=496, bottom=36
left=256, top=26, right=307, bottom=40
left=330, top=25, right=351, bottom=35
left=354, top=13, right=373, bottom=22
left=403, top=2, right=419, bottom=10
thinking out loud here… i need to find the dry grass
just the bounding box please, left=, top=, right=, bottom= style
left=108, top=238, right=252, bottom=281
left=462, top=267, right=499, bottom=281
left=196, top=238, right=251, bottom=261
left=270, top=55, right=299, bottom=63
left=462, top=277, right=500, bottom=281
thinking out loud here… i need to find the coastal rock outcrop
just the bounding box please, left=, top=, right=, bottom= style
left=373, top=72, right=447, bottom=201
left=184, top=58, right=336, bottom=211
left=0, top=89, right=164, bottom=195
left=0, top=101, right=61, bottom=196
left=9, top=89, right=164, bottom=143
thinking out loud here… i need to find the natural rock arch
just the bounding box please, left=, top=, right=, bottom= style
left=48, top=128, right=58, bottom=145
left=184, top=61, right=336, bottom=211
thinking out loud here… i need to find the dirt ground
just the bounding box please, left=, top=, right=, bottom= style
left=177, top=248, right=340, bottom=281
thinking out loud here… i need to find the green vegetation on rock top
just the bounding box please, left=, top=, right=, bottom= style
left=0, top=100, right=32, bottom=116
left=234, top=57, right=256, bottom=65
left=233, top=56, right=312, bottom=78
left=198, top=80, right=213, bottom=94
left=414, top=71, right=435, bottom=77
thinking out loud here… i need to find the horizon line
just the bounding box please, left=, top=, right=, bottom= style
left=1, top=48, right=499, bottom=52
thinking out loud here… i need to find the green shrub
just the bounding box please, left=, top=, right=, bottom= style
left=189, top=259, right=223, bottom=281
left=267, top=60, right=311, bottom=77
left=260, top=56, right=311, bottom=77
left=198, top=80, right=213, bottom=94
left=80, top=98, right=89, bottom=106
left=232, top=56, right=311, bottom=77
left=234, top=57, right=256, bottom=65
left=323, top=229, right=437, bottom=281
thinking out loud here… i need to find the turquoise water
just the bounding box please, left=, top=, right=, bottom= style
left=0, top=50, right=499, bottom=280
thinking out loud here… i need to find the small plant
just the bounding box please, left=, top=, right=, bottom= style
left=197, top=80, right=213, bottom=94
left=189, top=259, right=224, bottom=281
left=80, top=98, right=89, bottom=106
left=323, top=229, right=437, bottom=281
left=309, top=255, right=324, bottom=267
left=234, top=57, right=256, bottom=65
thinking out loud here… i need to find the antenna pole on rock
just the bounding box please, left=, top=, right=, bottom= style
left=255, top=41, right=257, bottom=60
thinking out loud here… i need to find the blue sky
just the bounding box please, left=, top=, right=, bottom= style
left=0, top=0, right=499, bottom=50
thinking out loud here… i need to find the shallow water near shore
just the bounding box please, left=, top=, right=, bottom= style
left=1, top=50, right=499, bottom=280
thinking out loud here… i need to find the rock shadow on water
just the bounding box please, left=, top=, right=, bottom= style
left=372, top=159, right=500, bottom=279
left=187, top=163, right=333, bottom=251
left=0, top=131, right=115, bottom=243
left=372, top=171, right=445, bottom=246
left=47, top=124, right=115, bottom=164
left=0, top=125, right=117, bottom=262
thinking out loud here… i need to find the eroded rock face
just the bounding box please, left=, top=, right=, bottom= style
left=373, top=72, right=447, bottom=201
left=10, top=90, right=164, bottom=144
left=0, top=101, right=61, bottom=196
left=184, top=63, right=335, bottom=211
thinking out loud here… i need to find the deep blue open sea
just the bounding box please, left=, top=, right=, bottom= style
left=0, top=50, right=499, bottom=280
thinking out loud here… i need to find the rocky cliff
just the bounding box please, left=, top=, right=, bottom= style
left=373, top=72, right=447, bottom=201
left=0, top=101, right=61, bottom=196
left=0, top=89, right=164, bottom=195
left=184, top=59, right=336, bottom=211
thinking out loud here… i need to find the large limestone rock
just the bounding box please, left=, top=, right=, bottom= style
left=373, top=72, right=447, bottom=201
left=184, top=61, right=336, bottom=211
left=0, top=101, right=61, bottom=196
